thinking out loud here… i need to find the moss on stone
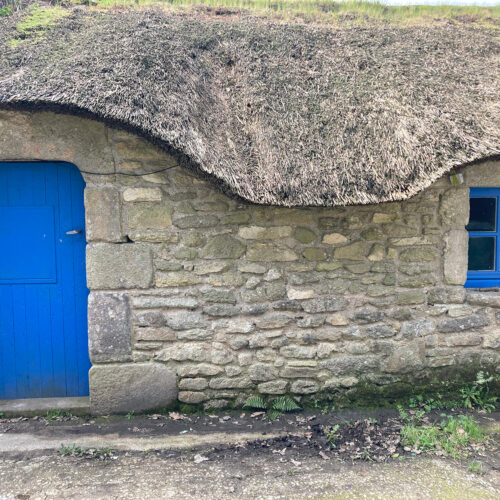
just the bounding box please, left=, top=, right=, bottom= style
left=301, top=364, right=500, bottom=409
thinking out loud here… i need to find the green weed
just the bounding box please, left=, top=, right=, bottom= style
left=126, top=411, right=135, bottom=420
left=460, top=371, right=498, bottom=413
left=0, top=6, right=12, bottom=16
left=324, top=424, right=340, bottom=447
left=468, top=460, right=483, bottom=475
left=243, top=395, right=301, bottom=420
left=45, top=409, right=71, bottom=420
left=60, top=443, right=84, bottom=456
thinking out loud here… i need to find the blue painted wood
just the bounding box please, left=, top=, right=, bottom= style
left=466, top=187, right=500, bottom=288
left=0, top=162, right=90, bottom=399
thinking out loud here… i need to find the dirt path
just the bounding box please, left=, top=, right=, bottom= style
left=0, top=409, right=498, bottom=499
left=0, top=452, right=498, bottom=500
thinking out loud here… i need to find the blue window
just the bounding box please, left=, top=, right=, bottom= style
left=465, top=188, right=500, bottom=288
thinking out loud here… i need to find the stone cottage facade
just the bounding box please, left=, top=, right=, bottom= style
left=1, top=110, right=498, bottom=414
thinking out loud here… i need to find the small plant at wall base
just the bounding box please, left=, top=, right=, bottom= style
left=325, top=424, right=340, bottom=447
left=243, top=396, right=301, bottom=420
left=460, top=371, right=498, bottom=413
left=60, top=443, right=84, bottom=457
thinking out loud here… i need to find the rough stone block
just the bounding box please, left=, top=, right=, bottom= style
left=367, top=244, right=385, bottom=261
left=202, top=289, right=237, bottom=304
left=280, top=345, right=317, bottom=359
left=238, top=226, right=292, bottom=240
left=123, top=187, right=162, bottom=202
left=85, top=187, right=124, bottom=242
left=127, top=204, right=173, bottom=230
left=211, top=343, right=234, bottom=364
left=400, top=318, right=435, bottom=339
left=156, top=343, right=208, bottom=362
left=288, top=288, right=315, bottom=300
left=243, top=282, right=287, bottom=303
left=319, top=355, right=379, bottom=375
left=208, top=377, right=252, bottom=389
left=397, top=290, right=426, bottom=305
left=247, top=243, right=298, bottom=262
left=88, top=292, right=131, bottom=363
left=428, top=287, right=466, bottom=304
left=333, top=241, right=367, bottom=260
left=295, top=227, right=317, bottom=243
left=366, top=324, right=396, bottom=338
left=114, top=138, right=164, bottom=161
left=302, top=296, right=347, bottom=313
left=443, top=229, right=468, bottom=285
left=437, top=314, right=490, bottom=333
left=156, top=273, right=203, bottom=287
left=258, top=380, right=288, bottom=394
left=86, top=243, right=153, bottom=289
left=383, top=341, right=425, bottom=373
left=203, top=305, right=241, bottom=317
left=439, top=188, right=469, bottom=227
left=441, top=334, right=483, bottom=347
left=291, top=380, right=319, bottom=394
left=249, top=363, right=278, bottom=381
left=467, top=292, right=500, bottom=308
left=201, top=234, right=246, bottom=259
left=177, top=364, right=224, bottom=377
left=303, top=248, right=328, bottom=261
left=399, top=247, right=437, bottom=262
left=256, top=314, right=294, bottom=329
left=220, top=212, right=251, bottom=225
left=164, top=311, right=207, bottom=330
left=89, top=363, right=177, bottom=415
left=135, top=328, right=175, bottom=342
left=280, top=366, right=318, bottom=378
left=194, top=262, right=232, bottom=275
left=128, top=230, right=179, bottom=243
left=195, top=201, right=229, bottom=212
left=361, top=228, right=384, bottom=241
left=174, top=215, right=219, bottom=229
left=178, top=391, right=208, bottom=404
left=351, top=307, right=384, bottom=324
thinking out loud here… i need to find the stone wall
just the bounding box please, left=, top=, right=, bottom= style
left=1, top=111, right=499, bottom=414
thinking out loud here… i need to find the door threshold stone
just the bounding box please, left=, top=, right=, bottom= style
left=0, top=396, right=90, bottom=417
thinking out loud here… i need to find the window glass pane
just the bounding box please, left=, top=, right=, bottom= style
left=466, top=197, right=496, bottom=231
left=468, top=237, right=495, bottom=271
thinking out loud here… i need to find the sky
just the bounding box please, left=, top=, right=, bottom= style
left=378, top=0, right=498, bottom=4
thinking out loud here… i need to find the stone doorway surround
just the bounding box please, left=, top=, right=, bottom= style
left=0, top=111, right=178, bottom=414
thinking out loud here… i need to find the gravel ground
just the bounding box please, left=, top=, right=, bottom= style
left=0, top=409, right=498, bottom=499
left=0, top=452, right=499, bottom=500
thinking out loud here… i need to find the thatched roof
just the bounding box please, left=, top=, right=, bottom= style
left=0, top=7, right=499, bottom=206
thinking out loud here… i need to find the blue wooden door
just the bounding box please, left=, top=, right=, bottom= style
left=0, top=162, right=90, bottom=399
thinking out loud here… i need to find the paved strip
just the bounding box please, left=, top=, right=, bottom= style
left=0, top=430, right=291, bottom=453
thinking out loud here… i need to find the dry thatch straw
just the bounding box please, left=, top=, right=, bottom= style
left=0, top=6, right=498, bottom=206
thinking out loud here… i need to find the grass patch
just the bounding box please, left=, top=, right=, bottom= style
left=401, top=414, right=488, bottom=459
left=89, top=0, right=500, bottom=27
left=8, top=4, right=70, bottom=47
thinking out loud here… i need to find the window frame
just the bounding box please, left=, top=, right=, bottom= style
left=465, top=187, right=500, bottom=288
